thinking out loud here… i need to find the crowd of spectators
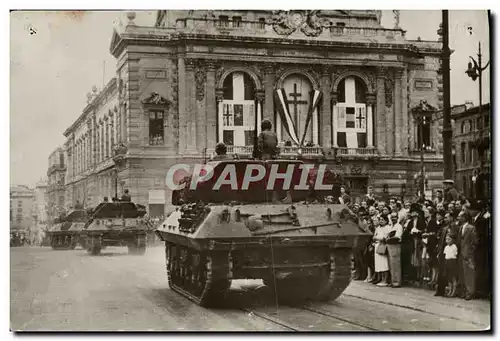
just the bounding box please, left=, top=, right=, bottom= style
left=345, top=181, right=491, bottom=301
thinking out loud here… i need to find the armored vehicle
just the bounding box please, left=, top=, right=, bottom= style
left=155, top=159, right=372, bottom=307
left=81, top=201, right=148, bottom=255
left=46, top=209, right=89, bottom=250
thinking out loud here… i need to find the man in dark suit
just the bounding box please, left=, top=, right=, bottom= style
left=469, top=200, right=490, bottom=299
left=456, top=210, right=477, bottom=300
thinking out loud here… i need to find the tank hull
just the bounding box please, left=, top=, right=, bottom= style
left=155, top=203, right=372, bottom=307
left=80, top=229, right=147, bottom=255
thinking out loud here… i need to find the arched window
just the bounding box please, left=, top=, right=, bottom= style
left=335, top=76, right=367, bottom=148
left=219, top=72, right=256, bottom=147
left=276, top=74, right=317, bottom=145
left=461, top=121, right=466, bottom=134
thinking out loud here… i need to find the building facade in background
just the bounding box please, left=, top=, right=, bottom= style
left=453, top=103, right=491, bottom=200
left=33, top=179, right=49, bottom=243
left=64, top=80, right=119, bottom=209
left=10, top=185, right=35, bottom=233
left=46, top=147, right=66, bottom=221
left=103, top=10, right=446, bottom=212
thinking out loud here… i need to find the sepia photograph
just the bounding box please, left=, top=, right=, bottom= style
left=9, top=8, right=492, bottom=332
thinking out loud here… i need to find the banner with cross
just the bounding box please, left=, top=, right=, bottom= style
left=274, top=87, right=322, bottom=146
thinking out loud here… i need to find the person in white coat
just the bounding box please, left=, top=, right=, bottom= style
left=373, top=215, right=390, bottom=286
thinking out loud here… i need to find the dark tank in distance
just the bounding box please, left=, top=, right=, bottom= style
left=46, top=209, right=89, bottom=250
left=81, top=201, right=148, bottom=256
left=155, top=159, right=372, bottom=307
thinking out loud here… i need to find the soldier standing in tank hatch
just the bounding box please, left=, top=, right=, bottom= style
left=121, top=189, right=131, bottom=202
left=258, top=119, right=278, bottom=160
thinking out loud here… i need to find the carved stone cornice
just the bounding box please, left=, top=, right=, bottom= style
left=394, top=68, right=405, bottom=78
left=366, top=93, right=377, bottom=105
left=185, top=58, right=196, bottom=71
left=330, top=92, right=338, bottom=104
left=215, top=88, right=224, bottom=102
left=255, top=89, right=265, bottom=102
left=205, top=59, right=218, bottom=72
left=263, top=63, right=276, bottom=75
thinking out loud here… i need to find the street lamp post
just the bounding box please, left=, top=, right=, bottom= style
left=465, top=41, right=490, bottom=199
left=413, top=113, right=428, bottom=202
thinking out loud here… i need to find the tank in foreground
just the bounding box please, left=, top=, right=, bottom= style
left=81, top=201, right=148, bottom=255
left=46, top=209, right=89, bottom=250
left=156, top=159, right=372, bottom=307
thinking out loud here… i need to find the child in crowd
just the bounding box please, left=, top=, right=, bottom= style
left=444, top=234, right=458, bottom=297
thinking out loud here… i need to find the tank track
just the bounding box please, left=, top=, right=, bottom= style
left=165, top=242, right=231, bottom=307
left=263, top=248, right=352, bottom=304
left=128, top=234, right=147, bottom=255
left=86, top=234, right=102, bottom=255
left=50, top=234, right=78, bottom=250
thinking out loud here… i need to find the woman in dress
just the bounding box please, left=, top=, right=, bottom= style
left=386, top=212, right=403, bottom=287
left=409, top=204, right=426, bottom=285
left=373, top=215, right=390, bottom=287
left=363, top=216, right=375, bottom=283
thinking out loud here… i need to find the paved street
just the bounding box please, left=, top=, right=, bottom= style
left=10, top=246, right=491, bottom=331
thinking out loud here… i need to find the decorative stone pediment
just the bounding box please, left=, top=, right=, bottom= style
left=271, top=10, right=331, bottom=37
left=141, top=92, right=171, bottom=107
left=411, top=100, right=437, bottom=113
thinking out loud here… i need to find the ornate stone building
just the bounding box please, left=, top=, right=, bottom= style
left=453, top=103, right=491, bottom=200
left=63, top=80, right=119, bottom=209
left=108, top=10, right=446, bottom=209
left=46, top=147, right=66, bottom=220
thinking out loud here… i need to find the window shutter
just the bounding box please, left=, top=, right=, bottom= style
left=337, top=132, right=347, bottom=147
left=357, top=133, right=367, bottom=148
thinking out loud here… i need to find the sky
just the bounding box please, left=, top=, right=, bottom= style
left=9, top=10, right=490, bottom=188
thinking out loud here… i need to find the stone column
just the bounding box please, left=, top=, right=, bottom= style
left=177, top=55, right=187, bottom=153
left=320, top=68, right=332, bottom=148
left=255, top=90, right=265, bottom=135
left=263, top=63, right=275, bottom=125
left=205, top=60, right=217, bottom=151
left=376, top=68, right=387, bottom=154
left=400, top=68, right=409, bottom=156
left=104, top=116, right=109, bottom=159
left=216, top=89, right=224, bottom=143
left=366, top=93, right=376, bottom=148
left=331, top=92, right=338, bottom=147
left=394, top=68, right=404, bottom=156
left=185, top=58, right=197, bottom=153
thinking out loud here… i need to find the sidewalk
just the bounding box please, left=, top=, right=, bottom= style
left=344, top=280, right=491, bottom=327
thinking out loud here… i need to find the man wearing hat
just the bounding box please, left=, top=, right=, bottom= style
left=469, top=200, right=490, bottom=299
left=443, top=179, right=459, bottom=203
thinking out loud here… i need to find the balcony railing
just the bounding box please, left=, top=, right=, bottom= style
left=335, top=147, right=379, bottom=157
left=226, top=145, right=254, bottom=155
left=224, top=145, right=323, bottom=158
